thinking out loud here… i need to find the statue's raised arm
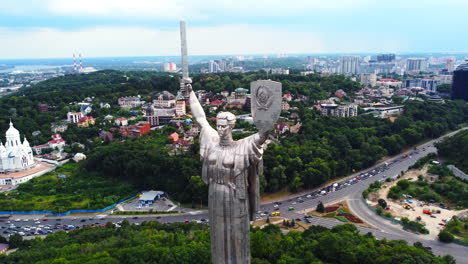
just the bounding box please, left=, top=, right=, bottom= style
left=185, top=78, right=210, bottom=130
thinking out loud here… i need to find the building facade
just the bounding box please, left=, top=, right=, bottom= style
left=67, top=112, right=83, bottom=123
left=452, top=62, right=468, bottom=101
left=360, top=73, right=377, bottom=87
left=0, top=121, right=34, bottom=172
left=340, top=56, right=360, bottom=75
left=406, top=58, right=427, bottom=72
left=118, top=96, right=143, bottom=109
left=320, top=104, right=358, bottom=117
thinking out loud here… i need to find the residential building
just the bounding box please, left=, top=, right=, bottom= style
left=283, top=94, right=293, bottom=101
left=48, top=134, right=65, bottom=151
left=186, top=124, right=200, bottom=137
left=446, top=59, right=454, bottom=72
left=376, top=54, right=395, bottom=62
left=234, top=88, right=248, bottom=99
left=339, top=56, right=360, bottom=75
left=77, top=116, right=95, bottom=127
left=115, top=117, right=128, bottom=126
left=120, top=122, right=151, bottom=138
left=377, top=79, right=402, bottom=89
left=99, top=102, right=111, bottom=108
left=0, top=121, right=35, bottom=171
left=67, top=112, right=83, bottom=123
left=153, top=91, right=176, bottom=108
left=275, top=123, right=290, bottom=134
left=51, top=122, right=68, bottom=133
left=360, top=73, right=377, bottom=87
left=405, top=78, right=439, bottom=92
left=452, top=62, right=468, bottom=101
left=169, top=132, right=179, bottom=142
left=118, top=96, right=143, bottom=109
left=80, top=104, right=92, bottom=115
left=99, top=130, right=114, bottom=142
left=175, top=101, right=186, bottom=116
left=146, top=107, right=175, bottom=126
left=37, top=104, right=49, bottom=112
left=320, top=104, right=358, bottom=117
left=406, top=58, right=427, bottom=72
left=335, top=89, right=347, bottom=98
left=281, top=101, right=290, bottom=111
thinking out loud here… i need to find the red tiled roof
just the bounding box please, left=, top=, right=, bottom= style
left=34, top=144, right=49, bottom=149
left=49, top=139, right=65, bottom=144
left=209, top=99, right=223, bottom=106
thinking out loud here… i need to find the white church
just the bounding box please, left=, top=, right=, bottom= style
left=0, top=121, right=35, bottom=172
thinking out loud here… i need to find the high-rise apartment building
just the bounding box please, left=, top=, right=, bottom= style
left=340, top=56, right=360, bottom=75
left=446, top=59, right=454, bottom=72
left=406, top=58, right=427, bottom=72
left=377, top=54, right=395, bottom=62
left=360, top=73, right=377, bottom=87
left=452, top=62, right=468, bottom=101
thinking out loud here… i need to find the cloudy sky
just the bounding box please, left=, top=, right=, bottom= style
left=1, top=0, right=467, bottom=59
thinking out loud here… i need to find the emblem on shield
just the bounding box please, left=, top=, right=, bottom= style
left=251, top=80, right=282, bottom=133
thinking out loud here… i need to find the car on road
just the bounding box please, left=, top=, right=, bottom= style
left=288, top=207, right=295, bottom=211
left=42, top=219, right=48, bottom=221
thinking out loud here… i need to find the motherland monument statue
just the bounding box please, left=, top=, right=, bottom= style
left=179, top=21, right=282, bottom=264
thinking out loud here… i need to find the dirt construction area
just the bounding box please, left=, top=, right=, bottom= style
left=367, top=167, right=468, bottom=239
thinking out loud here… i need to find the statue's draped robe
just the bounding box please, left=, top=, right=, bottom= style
left=200, top=125, right=263, bottom=264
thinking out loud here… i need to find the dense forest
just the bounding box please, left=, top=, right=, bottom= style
left=0, top=222, right=456, bottom=264
left=435, top=130, right=468, bottom=173
left=82, top=129, right=205, bottom=205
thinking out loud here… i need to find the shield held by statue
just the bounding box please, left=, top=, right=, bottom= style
left=250, top=80, right=282, bottom=133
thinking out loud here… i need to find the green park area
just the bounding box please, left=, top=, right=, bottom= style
left=387, top=165, right=468, bottom=209
left=0, top=163, right=137, bottom=213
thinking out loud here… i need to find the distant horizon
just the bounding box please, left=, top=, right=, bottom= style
left=1, top=51, right=468, bottom=62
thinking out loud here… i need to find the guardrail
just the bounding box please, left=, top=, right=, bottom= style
left=0, top=194, right=137, bottom=216
left=452, top=239, right=468, bottom=247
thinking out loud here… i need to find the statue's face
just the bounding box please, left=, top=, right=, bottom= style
left=216, top=119, right=231, bottom=139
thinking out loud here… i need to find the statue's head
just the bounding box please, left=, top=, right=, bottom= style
left=216, top=112, right=236, bottom=139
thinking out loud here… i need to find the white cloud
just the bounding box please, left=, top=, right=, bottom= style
left=0, top=0, right=372, bottom=19
left=0, top=25, right=329, bottom=59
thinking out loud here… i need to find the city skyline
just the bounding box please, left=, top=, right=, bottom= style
left=1, top=0, right=468, bottom=59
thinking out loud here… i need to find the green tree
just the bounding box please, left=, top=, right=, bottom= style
left=316, top=201, right=325, bottom=213
left=438, top=230, right=454, bottom=243
left=8, top=233, right=23, bottom=249
left=378, top=199, right=387, bottom=209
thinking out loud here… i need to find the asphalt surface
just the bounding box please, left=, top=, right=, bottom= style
left=1, top=128, right=466, bottom=262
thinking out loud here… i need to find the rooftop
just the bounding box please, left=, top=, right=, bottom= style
left=139, top=190, right=164, bottom=201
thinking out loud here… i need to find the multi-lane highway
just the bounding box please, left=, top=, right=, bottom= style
left=1, top=128, right=466, bottom=262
